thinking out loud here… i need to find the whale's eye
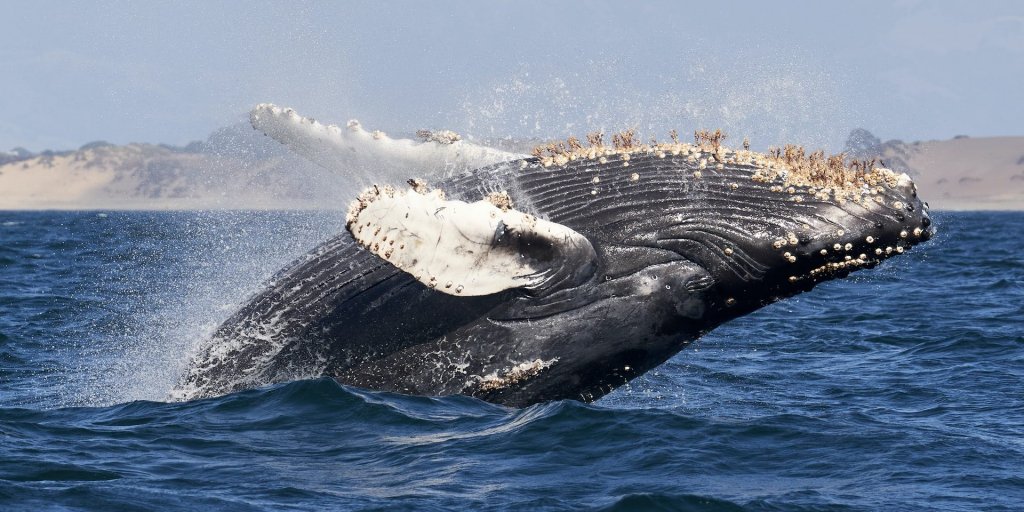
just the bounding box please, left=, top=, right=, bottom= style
left=493, top=220, right=509, bottom=246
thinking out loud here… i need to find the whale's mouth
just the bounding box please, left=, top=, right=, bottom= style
left=775, top=205, right=932, bottom=287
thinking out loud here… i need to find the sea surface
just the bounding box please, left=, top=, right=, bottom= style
left=0, top=210, right=1021, bottom=511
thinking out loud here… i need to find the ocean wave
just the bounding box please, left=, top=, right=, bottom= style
left=0, top=211, right=1022, bottom=511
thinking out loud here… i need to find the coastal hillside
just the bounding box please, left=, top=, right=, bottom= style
left=0, top=128, right=347, bottom=210
left=2, top=129, right=1021, bottom=210
left=844, top=129, right=1024, bottom=210
left=882, top=136, right=1024, bottom=210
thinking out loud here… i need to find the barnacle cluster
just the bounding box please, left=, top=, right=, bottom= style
left=529, top=129, right=906, bottom=202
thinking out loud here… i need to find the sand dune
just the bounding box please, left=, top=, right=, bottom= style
left=0, top=143, right=344, bottom=210
left=880, top=136, right=1024, bottom=210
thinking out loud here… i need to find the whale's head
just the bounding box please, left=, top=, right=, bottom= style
left=483, top=138, right=936, bottom=402
left=525, top=139, right=933, bottom=315
left=624, top=149, right=935, bottom=322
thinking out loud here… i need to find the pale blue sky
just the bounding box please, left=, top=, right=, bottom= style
left=2, top=0, right=1021, bottom=152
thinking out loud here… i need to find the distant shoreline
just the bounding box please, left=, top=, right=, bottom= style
left=0, top=205, right=344, bottom=213
left=3, top=131, right=1022, bottom=212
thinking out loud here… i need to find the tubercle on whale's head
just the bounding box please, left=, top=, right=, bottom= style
left=710, top=168, right=934, bottom=317
left=527, top=133, right=934, bottom=320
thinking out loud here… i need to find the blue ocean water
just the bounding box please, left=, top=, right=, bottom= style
left=0, top=210, right=1021, bottom=511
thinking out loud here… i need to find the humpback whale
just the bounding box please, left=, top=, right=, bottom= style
left=173, top=105, right=933, bottom=407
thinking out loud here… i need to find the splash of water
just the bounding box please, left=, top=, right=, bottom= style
left=454, top=53, right=856, bottom=151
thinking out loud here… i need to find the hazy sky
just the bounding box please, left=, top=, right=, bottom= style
left=2, top=0, right=1022, bottom=152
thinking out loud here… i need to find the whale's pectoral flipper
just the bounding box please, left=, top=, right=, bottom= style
left=345, top=183, right=597, bottom=297
left=250, top=103, right=524, bottom=177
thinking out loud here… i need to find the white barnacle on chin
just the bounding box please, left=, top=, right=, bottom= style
left=471, top=358, right=560, bottom=392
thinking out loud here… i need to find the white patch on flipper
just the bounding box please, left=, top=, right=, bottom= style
left=250, top=103, right=523, bottom=177
left=346, top=186, right=593, bottom=297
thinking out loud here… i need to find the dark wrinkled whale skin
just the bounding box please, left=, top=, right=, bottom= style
left=177, top=152, right=933, bottom=407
